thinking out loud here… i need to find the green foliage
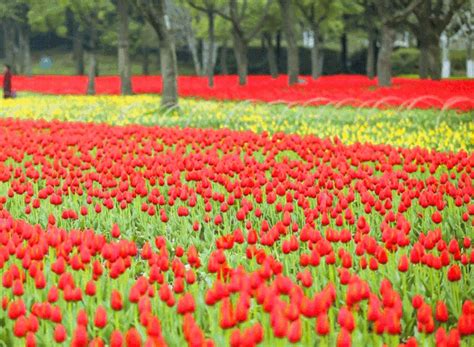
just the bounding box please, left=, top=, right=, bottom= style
left=391, top=48, right=471, bottom=76
left=297, top=0, right=363, bottom=37
left=0, top=0, right=28, bottom=22
left=392, top=47, right=420, bottom=75
left=27, top=0, right=67, bottom=35
left=190, top=11, right=230, bottom=42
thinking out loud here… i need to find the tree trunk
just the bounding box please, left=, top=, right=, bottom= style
left=18, top=26, right=32, bottom=76
left=87, top=53, right=96, bottom=95
left=118, top=0, right=133, bottom=95
left=468, top=35, right=473, bottom=61
left=418, top=39, right=429, bottom=79
left=427, top=41, right=441, bottom=80
left=220, top=43, right=228, bottom=75
left=263, top=32, right=278, bottom=78
left=68, top=8, right=85, bottom=76
left=87, top=25, right=97, bottom=95
left=186, top=35, right=201, bottom=76
left=467, top=35, right=474, bottom=78
left=24, top=28, right=32, bottom=76
left=366, top=29, right=376, bottom=79
left=417, top=25, right=443, bottom=80
left=13, top=25, right=20, bottom=74
left=0, top=24, right=4, bottom=60
left=310, top=27, right=323, bottom=79
left=341, top=32, right=348, bottom=73
left=136, top=0, right=179, bottom=107
left=206, top=10, right=215, bottom=87
left=318, top=50, right=324, bottom=77
left=73, top=28, right=85, bottom=75
left=440, top=31, right=450, bottom=79
left=279, top=0, right=299, bottom=85
left=4, top=21, right=17, bottom=73
left=377, top=25, right=396, bottom=87
left=232, top=32, right=248, bottom=86
left=276, top=30, right=282, bottom=63
left=142, top=46, right=150, bottom=75
left=159, top=42, right=178, bottom=108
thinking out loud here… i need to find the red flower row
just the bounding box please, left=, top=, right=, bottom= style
left=2, top=74, right=474, bottom=110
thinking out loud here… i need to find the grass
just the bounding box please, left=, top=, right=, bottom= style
left=398, top=74, right=473, bottom=80
left=1, top=48, right=196, bottom=76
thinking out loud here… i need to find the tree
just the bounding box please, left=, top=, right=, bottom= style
left=374, top=0, right=423, bottom=86
left=0, top=6, right=19, bottom=73
left=409, top=0, right=466, bottom=80
left=210, top=17, right=233, bottom=75
left=296, top=0, right=354, bottom=79
left=65, top=8, right=85, bottom=75
left=261, top=3, right=281, bottom=78
left=263, top=31, right=279, bottom=77
left=340, top=23, right=349, bottom=73
left=135, top=0, right=179, bottom=108
left=17, top=3, right=31, bottom=76
left=184, top=0, right=224, bottom=86
left=219, top=40, right=229, bottom=74
left=117, top=0, right=133, bottom=95
left=130, top=15, right=159, bottom=75
left=64, top=0, right=114, bottom=95
left=168, top=1, right=202, bottom=76
left=0, top=0, right=32, bottom=75
left=278, top=0, right=299, bottom=85
left=29, top=0, right=86, bottom=75
left=215, top=0, right=272, bottom=85
left=450, top=0, right=474, bottom=77
left=360, top=0, right=379, bottom=79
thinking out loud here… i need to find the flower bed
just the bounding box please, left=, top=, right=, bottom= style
left=0, top=118, right=473, bottom=346
left=2, top=75, right=474, bottom=111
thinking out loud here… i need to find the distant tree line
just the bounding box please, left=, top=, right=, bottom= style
left=0, top=0, right=472, bottom=108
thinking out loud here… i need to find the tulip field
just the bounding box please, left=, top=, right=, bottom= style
left=0, top=92, right=473, bottom=347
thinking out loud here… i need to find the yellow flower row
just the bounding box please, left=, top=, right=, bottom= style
left=1, top=95, right=472, bottom=152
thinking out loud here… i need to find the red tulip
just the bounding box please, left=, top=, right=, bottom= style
left=54, top=324, right=67, bottom=343
left=12, top=279, right=24, bottom=296
left=398, top=255, right=409, bottom=272
left=287, top=319, right=302, bottom=343
left=230, top=329, right=241, bottom=347
left=72, top=326, right=88, bottom=347
left=337, top=307, right=355, bottom=332
left=146, top=315, right=163, bottom=338
left=13, top=315, right=28, bottom=337
left=125, top=327, right=142, bottom=347
left=111, top=290, right=123, bottom=311
left=447, top=264, right=462, bottom=282
left=336, top=328, right=351, bottom=347
left=89, top=337, right=105, bottom=347
left=111, top=223, right=121, bottom=238
left=77, top=309, right=88, bottom=326
left=177, top=293, right=196, bottom=315
left=110, top=330, right=124, bottom=347
left=432, top=211, right=442, bottom=224
left=85, top=280, right=96, bottom=296
left=316, top=314, right=330, bottom=335
left=435, top=301, right=449, bottom=322
left=25, top=332, right=36, bottom=347
left=94, top=306, right=107, bottom=328
left=50, top=306, right=62, bottom=323
left=8, top=299, right=26, bottom=320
